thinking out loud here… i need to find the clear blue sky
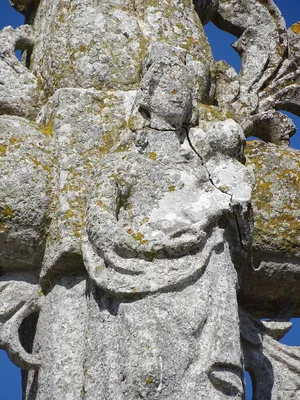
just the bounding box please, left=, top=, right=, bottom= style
left=0, top=1, right=299, bottom=399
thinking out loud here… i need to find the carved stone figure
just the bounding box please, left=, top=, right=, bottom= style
left=0, top=0, right=299, bottom=399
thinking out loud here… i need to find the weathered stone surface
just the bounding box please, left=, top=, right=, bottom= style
left=213, top=1, right=300, bottom=145
left=244, top=111, right=296, bottom=145
left=194, top=0, right=219, bottom=25
left=0, top=0, right=300, bottom=398
left=241, top=309, right=300, bottom=399
left=0, top=272, right=40, bottom=369
left=24, top=276, right=87, bottom=400
left=0, top=25, right=40, bottom=118
left=288, top=23, right=300, bottom=66
left=212, top=61, right=239, bottom=110
left=0, top=116, right=53, bottom=271
left=246, top=141, right=300, bottom=259
left=17, top=0, right=213, bottom=101
left=83, top=247, right=243, bottom=399
left=214, top=0, right=287, bottom=94
left=240, top=141, right=300, bottom=316
left=36, top=88, right=136, bottom=283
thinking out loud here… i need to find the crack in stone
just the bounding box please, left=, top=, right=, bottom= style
left=186, top=130, right=245, bottom=251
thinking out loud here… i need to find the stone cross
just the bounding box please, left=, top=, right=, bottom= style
left=0, top=0, right=299, bottom=398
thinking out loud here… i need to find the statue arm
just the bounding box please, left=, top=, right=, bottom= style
left=86, top=178, right=141, bottom=258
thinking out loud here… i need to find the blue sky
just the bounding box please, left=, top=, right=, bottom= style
left=0, top=1, right=299, bottom=399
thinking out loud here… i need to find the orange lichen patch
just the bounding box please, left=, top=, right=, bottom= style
left=291, top=22, right=300, bottom=34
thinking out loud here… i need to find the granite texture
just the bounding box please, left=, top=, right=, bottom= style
left=0, top=0, right=299, bottom=399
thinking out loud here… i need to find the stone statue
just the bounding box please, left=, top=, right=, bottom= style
left=0, top=0, right=299, bottom=398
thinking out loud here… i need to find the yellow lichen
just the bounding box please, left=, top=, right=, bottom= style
left=79, top=44, right=87, bottom=52
left=0, top=145, right=7, bottom=156
left=108, top=174, right=129, bottom=186
left=149, top=152, right=157, bottom=161
left=246, top=141, right=300, bottom=254
left=127, top=229, right=148, bottom=244
left=127, top=116, right=136, bottom=131
left=291, top=22, right=300, bottom=34
left=31, top=157, right=41, bottom=167
left=9, top=137, right=21, bottom=145
left=63, top=209, right=76, bottom=219
left=73, top=227, right=81, bottom=238
left=218, top=185, right=229, bottom=192
left=0, top=223, right=9, bottom=232
left=39, top=116, right=54, bottom=137
left=97, top=200, right=109, bottom=210
left=43, top=165, right=52, bottom=174
left=1, top=206, right=14, bottom=218
left=99, top=131, right=120, bottom=155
